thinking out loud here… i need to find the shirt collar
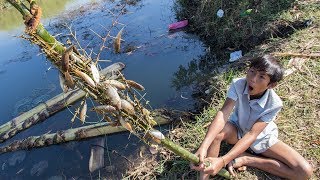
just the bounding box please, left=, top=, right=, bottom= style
left=257, top=90, right=269, bottom=108
left=243, top=82, right=269, bottom=108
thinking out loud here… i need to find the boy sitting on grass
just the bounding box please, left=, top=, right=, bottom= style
left=191, top=55, right=313, bottom=179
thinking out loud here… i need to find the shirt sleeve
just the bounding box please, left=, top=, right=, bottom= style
left=226, top=80, right=238, bottom=101
left=260, top=106, right=282, bottom=123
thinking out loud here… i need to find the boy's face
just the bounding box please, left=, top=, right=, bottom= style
left=246, top=67, right=275, bottom=97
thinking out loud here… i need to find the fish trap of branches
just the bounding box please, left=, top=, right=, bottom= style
left=27, top=27, right=159, bottom=147
left=16, top=0, right=165, bottom=149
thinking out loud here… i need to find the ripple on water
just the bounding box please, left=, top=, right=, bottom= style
left=0, top=68, right=6, bottom=75
left=12, top=84, right=56, bottom=117
left=30, top=160, right=48, bottom=176
left=8, top=151, right=26, bottom=167
left=47, top=175, right=64, bottom=180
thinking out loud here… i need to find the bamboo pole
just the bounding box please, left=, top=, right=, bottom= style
left=6, top=0, right=65, bottom=54
left=0, top=110, right=173, bottom=154
left=160, top=137, right=230, bottom=179
left=147, top=128, right=231, bottom=179
left=0, top=62, right=125, bottom=143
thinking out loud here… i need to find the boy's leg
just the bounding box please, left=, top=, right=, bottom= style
left=200, top=122, right=238, bottom=180
left=207, top=122, right=239, bottom=157
left=231, top=141, right=313, bottom=179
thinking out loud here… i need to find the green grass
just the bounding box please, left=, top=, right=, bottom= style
left=126, top=0, right=320, bottom=179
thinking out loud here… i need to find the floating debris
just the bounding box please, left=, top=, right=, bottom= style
left=168, top=20, right=188, bottom=30
left=89, top=138, right=105, bottom=172
left=229, top=50, right=242, bottom=62
left=216, top=9, right=224, bottom=18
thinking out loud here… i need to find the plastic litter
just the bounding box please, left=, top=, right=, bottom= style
left=229, top=50, right=243, bottom=62
left=168, top=20, right=188, bottom=30
left=217, top=9, right=224, bottom=18
left=240, top=9, right=253, bottom=17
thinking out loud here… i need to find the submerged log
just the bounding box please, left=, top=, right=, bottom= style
left=89, top=138, right=105, bottom=172
left=0, top=62, right=125, bottom=143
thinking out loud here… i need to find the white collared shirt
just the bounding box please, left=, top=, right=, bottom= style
left=227, top=78, right=282, bottom=136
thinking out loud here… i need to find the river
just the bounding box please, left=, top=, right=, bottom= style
left=0, top=0, right=205, bottom=179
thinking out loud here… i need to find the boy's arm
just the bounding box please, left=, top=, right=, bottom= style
left=221, top=120, right=268, bottom=165
left=197, top=98, right=236, bottom=157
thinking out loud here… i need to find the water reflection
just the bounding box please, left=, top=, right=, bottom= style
left=0, top=0, right=91, bottom=31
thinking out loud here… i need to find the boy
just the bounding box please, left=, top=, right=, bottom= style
left=191, top=55, right=313, bottom=179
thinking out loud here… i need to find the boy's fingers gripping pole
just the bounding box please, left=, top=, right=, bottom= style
left=148, top=129, right=231, bottom=179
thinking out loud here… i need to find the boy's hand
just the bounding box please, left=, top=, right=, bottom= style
left=203, top=157, right=225, bottom=176
left=190, top=148, right=207, bottom=171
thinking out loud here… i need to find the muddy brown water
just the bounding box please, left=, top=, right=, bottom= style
left=0, top=0, right=205, bottom=179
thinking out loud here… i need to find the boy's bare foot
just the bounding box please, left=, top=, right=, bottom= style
left=227, top=153, right=249, bottom=176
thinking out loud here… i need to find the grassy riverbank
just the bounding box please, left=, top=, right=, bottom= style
left=126, top=0, right=320, bottom=179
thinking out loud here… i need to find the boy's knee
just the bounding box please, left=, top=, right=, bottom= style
left=214, top=133, right=225, bottom=142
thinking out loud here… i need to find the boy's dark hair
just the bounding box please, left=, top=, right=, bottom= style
left=250, top=55, right=284, bottom=83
